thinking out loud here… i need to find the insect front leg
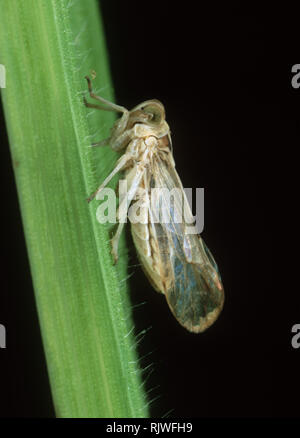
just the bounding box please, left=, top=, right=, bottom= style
left=111, top=165, right=146, bottom=264
left=85, top=75, right=127, bottom=113
left=84, top=75, right=130, bottom=148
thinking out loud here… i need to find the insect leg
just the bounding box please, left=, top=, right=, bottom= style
left=111, top=166, right=146, bottom=264
left=110, top=222, right=125, bottom=265
left=86, top=152, right=132, bottom=203
left=90, top=139, right=109, bottom=147
left=83, top=96, right=116, bottom=113
left=85, top=76, right=127, bottom=113
left=84, top=76, right=130, bottom=149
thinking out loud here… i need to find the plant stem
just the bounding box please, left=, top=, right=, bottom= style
left=0, top=0, right=148, bottom=418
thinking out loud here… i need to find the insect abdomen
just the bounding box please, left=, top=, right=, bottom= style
left=131, top=222, right=172, bottom=294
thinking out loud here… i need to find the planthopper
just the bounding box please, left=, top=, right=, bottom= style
left=84, top=76, right=224, bottom=333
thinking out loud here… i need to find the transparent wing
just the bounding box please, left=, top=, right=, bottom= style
left=149, top=156, right=224, bottom=333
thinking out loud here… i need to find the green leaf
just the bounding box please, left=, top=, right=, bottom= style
left=0, top=0, right=148, bottom=418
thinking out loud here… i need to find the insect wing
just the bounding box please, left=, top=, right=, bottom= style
left=151, top=159, right=224, bottom=333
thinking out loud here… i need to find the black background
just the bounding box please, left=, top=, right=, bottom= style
left=0, top=2, right=298, bottom=418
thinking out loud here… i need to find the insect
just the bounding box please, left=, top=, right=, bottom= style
left=84, top=76, right=224, bottom=333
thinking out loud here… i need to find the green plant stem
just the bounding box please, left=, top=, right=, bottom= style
left=0, top=0, right=148, bottom=418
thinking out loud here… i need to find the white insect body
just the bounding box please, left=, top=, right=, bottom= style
left=84, top=77, right=224, bottom=333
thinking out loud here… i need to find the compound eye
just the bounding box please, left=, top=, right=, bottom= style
left=138, top=101, right=165, bottom=124
left=146, top=107, right=162, bottom=124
